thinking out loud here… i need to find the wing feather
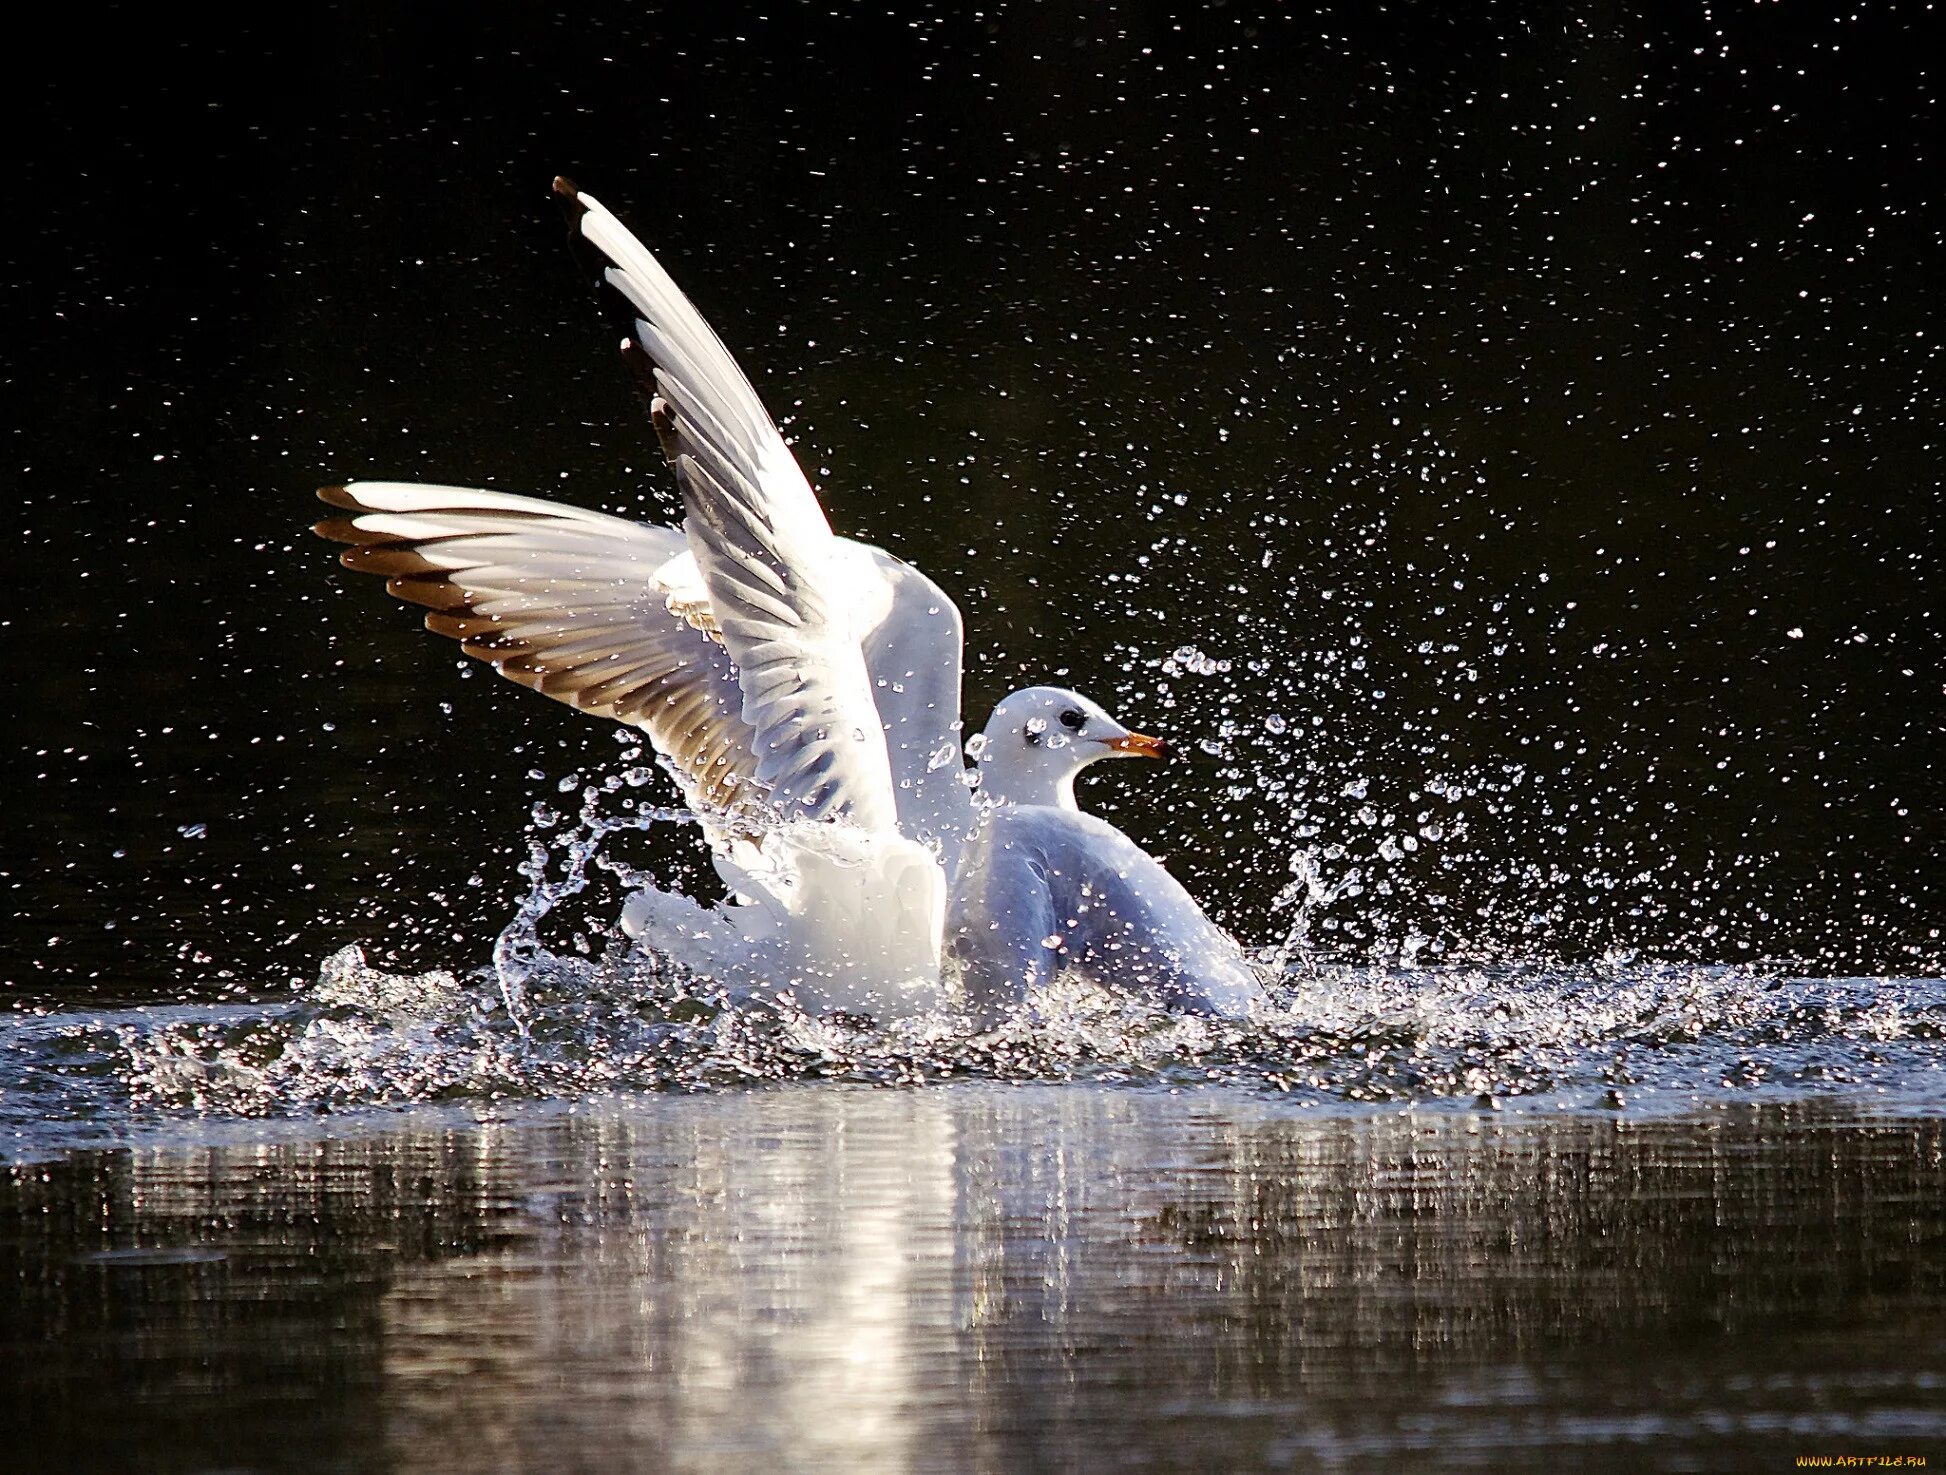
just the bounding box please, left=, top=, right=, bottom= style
left=555, top=176, right=899, bottom=832
left=315, top=481, right=760, bottom=815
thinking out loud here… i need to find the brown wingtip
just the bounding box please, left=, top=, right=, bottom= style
left=315, top=487, right=376, bottom=546
left=553, top=176, right=591, bottom=236
left=313, top=517, right=385, bottom=551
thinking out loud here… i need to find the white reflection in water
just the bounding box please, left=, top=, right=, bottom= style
left=374, top=1095, right=961, bottom=1471
left=23, top=1087, right=1946, bottom=1473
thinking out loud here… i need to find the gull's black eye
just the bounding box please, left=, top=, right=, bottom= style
left=1059, top=708, right=1087, bottom=732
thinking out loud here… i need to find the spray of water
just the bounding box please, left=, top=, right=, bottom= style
left=0, top=733, right=1928, bottom=1153
left=489, top=746, right=696, bottom=1039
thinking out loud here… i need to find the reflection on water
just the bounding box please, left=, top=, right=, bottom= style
left=4, top=1088, right=1941, bottom=1472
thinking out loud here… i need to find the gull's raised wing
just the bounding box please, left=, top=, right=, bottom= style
left=555, top=177, right=899, bottom=833
left=314, top=481, right=757, bottom=815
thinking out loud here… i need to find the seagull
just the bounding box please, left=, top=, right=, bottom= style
left=315, top=178, right=1261, bottom=1020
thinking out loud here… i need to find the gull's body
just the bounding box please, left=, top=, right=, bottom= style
left=948, top=689, right=1261, bottom=1017
left=317, top=179, right=1260, bottom=1019
left=952, top=807, right=1260, bottom=1017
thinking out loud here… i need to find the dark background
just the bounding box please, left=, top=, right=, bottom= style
left=5, top=0, right=1939, bottom=1003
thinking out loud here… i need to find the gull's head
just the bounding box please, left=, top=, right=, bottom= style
left=972, top=686, right=1167, bottom=810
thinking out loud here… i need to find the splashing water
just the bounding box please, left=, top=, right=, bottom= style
left=2, top=753, right=1941, bottom=1156
left=4, top=740, right=1940, bottom=1156
left=488, top=757, right=697, bottom=1040
left=4, top=943, right=1940, bottom=1151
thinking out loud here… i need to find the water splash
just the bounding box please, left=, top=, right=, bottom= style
left=491, top=751, right=697, bottom=1038
left=5, top=750, right=1938, bottom=1154
left=1, top=938, right=1938, bottom=1155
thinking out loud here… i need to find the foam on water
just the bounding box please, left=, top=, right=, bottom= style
left=4, top=938, right=1942, bottom=1158
left=5, top=756, right=1939, bottom=1157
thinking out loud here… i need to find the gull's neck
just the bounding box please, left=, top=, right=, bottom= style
left=978, top=757, right=1080, bottom=812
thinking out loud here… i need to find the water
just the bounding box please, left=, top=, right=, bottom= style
left=6, top=947, right=1945, bottom=1134
left=9, top=3, right=1942, bottom=1468
left=3, top=921, right=1940, bottom=1469
left=6, top=872, right=1937, bottom=1469
left=5, top=1086, right=1943, bottom=1473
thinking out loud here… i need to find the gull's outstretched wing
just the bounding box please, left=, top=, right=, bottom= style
left=315, top=481, right=758, bottom=814
left=555, top=177, right=901, bottom=833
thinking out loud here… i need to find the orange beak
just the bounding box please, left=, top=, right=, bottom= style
left=1103, top=731, right=1169, bottom=760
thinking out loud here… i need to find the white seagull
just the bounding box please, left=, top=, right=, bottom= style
left=316, top=178, right=1260, bottom=1020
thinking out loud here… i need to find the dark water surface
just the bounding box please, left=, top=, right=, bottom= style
left=8, top=1, right=1939, bottom=996
left=5, top=1087, right=1943, bottom=1474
